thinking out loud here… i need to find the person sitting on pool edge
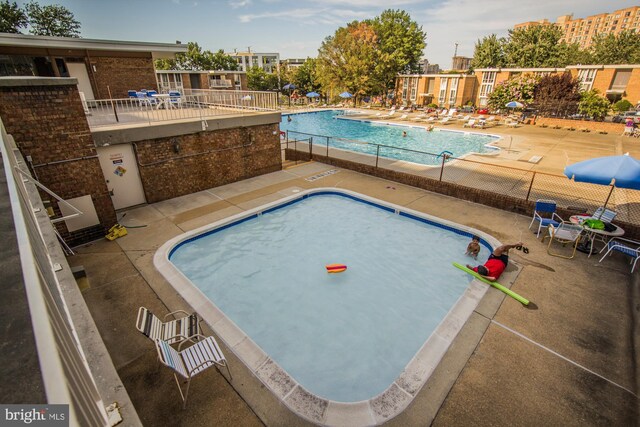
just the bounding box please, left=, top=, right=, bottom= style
left=466, top=242, right=523, bottom=282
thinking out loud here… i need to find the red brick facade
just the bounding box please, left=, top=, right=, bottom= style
left=90, top=55, right=158, bottom=99
left=0, top=79, right=117, bottom=245
left=133, top=124, right=282, bottom=203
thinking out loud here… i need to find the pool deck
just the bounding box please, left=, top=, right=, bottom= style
left=67, top=119, right=639, bottom=426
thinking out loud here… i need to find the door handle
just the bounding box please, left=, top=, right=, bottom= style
left=109, top=188, right=114, bottom=196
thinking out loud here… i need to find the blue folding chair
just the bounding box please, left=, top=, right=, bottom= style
left=128, top=90, right=137, bottom=99
left=529, top=199, right=563, bottom=238
left=599, top=237, right=640, bottom=272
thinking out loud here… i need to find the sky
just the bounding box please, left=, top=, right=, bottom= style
left=18, top=0, right=636, bottom=68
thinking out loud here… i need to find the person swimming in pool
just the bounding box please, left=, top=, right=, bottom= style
left=466, top=242, right=523, bottom=281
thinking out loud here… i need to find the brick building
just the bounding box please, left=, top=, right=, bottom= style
left=395, top=73, right=478, bottom=108
left=514, top=6, right=640, bottom=49
left=0, top=33, right=187, bottom=100
left=156, top=69, right=248, bottom=92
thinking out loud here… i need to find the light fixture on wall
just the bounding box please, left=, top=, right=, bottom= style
left=172, top=138, right=181, bottom=154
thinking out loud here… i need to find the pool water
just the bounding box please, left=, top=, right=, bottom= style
left=169, top=192, right=488, bottom=402
left=280, top=110, right=498, bottom=165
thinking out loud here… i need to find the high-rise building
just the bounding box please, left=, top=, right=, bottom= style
left=230, top=49, right=280, bottom=73
left=451, top=56, right=472, bottom=71
left=513, top=6, right=640, bottom=49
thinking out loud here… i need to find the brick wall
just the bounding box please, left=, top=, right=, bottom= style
left=0, top=79, right=117, bottom=245
left=134, top=124, right=282, bottom=203
left=90, top=56, right=158, bottom=99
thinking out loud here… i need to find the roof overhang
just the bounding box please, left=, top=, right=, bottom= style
left=0, top=33, right=187, bottom=59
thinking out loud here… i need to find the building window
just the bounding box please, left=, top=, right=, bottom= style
left=609, top=69, right=631, bottom=93
left=577, top=69, right=597, bottom=91
left=448, top=78, right=458, bottom=107
left=410, top=77, right=418, bottom=102
left=438, top=78, right=448, bottom=106
left=402, top=78, right=409, bottom=101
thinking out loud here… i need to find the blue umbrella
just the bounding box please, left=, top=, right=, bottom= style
left=339, top=92, right=353, bottom=98
left=564, top=154, right=640, bottom=208
left=283, top=83, right=296, bottom=90
left=306, top=91, right=320, bottom=98
left=505, top=101, right=524, bottom=108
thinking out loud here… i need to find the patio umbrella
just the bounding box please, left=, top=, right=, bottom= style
left=505, top=101, right=524, bottom=109
left=564, top=154, right=640, bottom=209
left=306, top=91, right=320, bottom=98
left=339, top=92, right=353, bottom=98
left=283, top=83, right=296, bottom=106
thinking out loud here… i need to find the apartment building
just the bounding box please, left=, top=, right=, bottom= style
left=514, top=6, right=640, bottom=49
left=395, top=73, right=477, bottom=108
left=230, top=50, right=280, bottom=73
left=156, top=69, right=247, bottom=92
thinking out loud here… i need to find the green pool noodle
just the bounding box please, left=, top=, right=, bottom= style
left=453, top=262, right=530, bottom=306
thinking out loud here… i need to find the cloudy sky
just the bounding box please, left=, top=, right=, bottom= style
left=20, top=0, right=635, bottom=68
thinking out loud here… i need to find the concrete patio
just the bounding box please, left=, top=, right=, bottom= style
left=67, top=159, right=638, bottom=426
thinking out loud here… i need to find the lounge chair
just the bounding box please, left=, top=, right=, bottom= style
left=543, top=221, right=583, bottom=259
left=438, top=116, right=451, bottom=125
left=136, top=306, right=201, bottom=345
left=411, top=114, right=428, bottom=122
left=529, top=199, right=563, bottom=238
left=463, top=119, right=475, bottom=128
left=380, top=111, right=396, bottom=119
left=169, top=91, right=183, bottom=108
left=592, top=207, right=616, bottom=223
left=397, top=114, right=409, bottom=121
left=599, top=237, right=640, bottom=272
left=156, top=335, right=231, bottom=408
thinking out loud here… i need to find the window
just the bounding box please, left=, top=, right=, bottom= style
left=479, top=72, right=496, bottom=100
left=410, top=77, right=418, bottom=102
left=448, top=78, right=458, bottom=106
left=577, top=69, right=597, bottom=91
left=402, top=78, right=409, bottom=100
left=438, top=78, right=448, bottom=106
left=609, top=70, right=631, bottom=93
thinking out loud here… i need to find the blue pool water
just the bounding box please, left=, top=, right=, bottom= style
left=169, top=192, right=488, bottom=402
left=280, top=110, right=498, bottom=165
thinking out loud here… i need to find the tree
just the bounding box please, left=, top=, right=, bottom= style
left=557, top=42, right=593, bottom=66
left=590, top=31, right=640, bottom=64
left=471, top=34, right=505, bottom=68
left=613, top=99, right=633, bottom=113
left=292, top=58, right=321, bottom=95
left=532, top=72, right=581, bottom=117
left=210, top=49, right=238, bottom=71
left=0, top=0, right=27, bottom=33
left=368, top=9, right=426, bottom=93
left=578, top=89, right=610, bottom=120
left=317, top=21, right=379, bottom=103
left=246, top=66, right=278, bottom=91
left=25, top=1, right=80, bottom=37
left=503, top=25, right=567, bottom=68
left=487, top=74, right=539, bottom=112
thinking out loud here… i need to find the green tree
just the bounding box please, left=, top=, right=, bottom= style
left=292, top=58, right=321, bottom=95
left=532, top=72, right=581, bottom=117
left=557, top=42, right=593, bottom=66
left=471, top=34, right=505, bottom=68
left=487, top=74, right=539, bottom=112
left=590, top=31, right=640, bottom=64
left=612, top=99, right=633, bottom=113
left=246, top=66, right=278, bottom=91
left=317, top=21, right=379, bottom=103
left=25, top=1, right=80, bottom=37
left=503, top=25, right=566, bottom=67
left=210, top=49, right=238, bottom=71
left=578, top=89, right=610, bottom=120
left=0, top=0, right=27, bottom=33
left=368, top=9, right=426, bottom=93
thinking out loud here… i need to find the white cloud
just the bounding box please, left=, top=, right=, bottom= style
left=229, top=0, right=252, bottom=8
left=238, top=7, right=365, bottom=24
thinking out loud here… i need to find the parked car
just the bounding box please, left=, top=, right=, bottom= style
left=612, top=111, right=640, bottom=124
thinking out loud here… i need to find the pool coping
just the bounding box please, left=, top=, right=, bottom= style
left=154, top=188, right=503, bottom=426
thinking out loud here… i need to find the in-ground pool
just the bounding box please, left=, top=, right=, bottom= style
left=155, top=189, right=498, bottom=424
left=280, top=110, right=499, bottom=165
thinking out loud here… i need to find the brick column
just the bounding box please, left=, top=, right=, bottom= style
left=0, top=77, right=117, bottom=245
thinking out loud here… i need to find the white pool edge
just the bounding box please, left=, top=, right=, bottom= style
left=154, top=188, right=502, bottom=426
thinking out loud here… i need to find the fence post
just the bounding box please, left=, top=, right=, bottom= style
left=375, top=145, right=380, bottom=169
left=309, top=137, right=313, bottom=160
left=525, top=172, right=536, bottom=201
left=326, top=137, right=330, bottom=158
left=439, top=154, right=446, bottom=181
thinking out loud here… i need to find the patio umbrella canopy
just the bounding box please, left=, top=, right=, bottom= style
left=505, top=101, right=524, bottom=108
left=306, top=92, right=320, bottom=97
left=339, top=92, right=353, bottom=98
left=564, top=154, right=640, bottom=208
left=283, top=83, right=296, bottom=90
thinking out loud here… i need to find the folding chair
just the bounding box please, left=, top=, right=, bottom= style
left=544, top=221, right=583, bottom=259
left=136, top=307, right=201, bottom=345
left=156, top=335, right=231, bottom=408
left=529, top=199, right=563, bottom=238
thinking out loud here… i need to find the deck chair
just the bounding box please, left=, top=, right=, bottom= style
left=599, top=237, right=640, bottom=272
left=156, top=335, right=231, bottom=408
left=544, top=221, right=583, bottom=259
left=463, top=119, right=475, bottom=128
left=438, top=117, right=451, bottom=125
left=529, top=199, right=563, bottom=237
left=168, top=91, right=182, bottom=108
left=592, top=207, right=617, bottom=223
left=136, top=307, right=201, bottom=345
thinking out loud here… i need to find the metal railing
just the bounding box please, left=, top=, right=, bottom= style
left=284, top=130, right=640, bottom=226
left=86, top=89, right=278, bottom=128
left=1, top=121, right=110, bottom=426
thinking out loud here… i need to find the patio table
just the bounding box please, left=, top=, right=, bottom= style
left=570, top=215, right=625, bottom=257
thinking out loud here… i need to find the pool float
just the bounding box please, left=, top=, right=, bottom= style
left=326, top=264, right=347, bottom=273
left=453, top=262, right=529, bottom=305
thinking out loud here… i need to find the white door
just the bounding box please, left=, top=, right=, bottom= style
left=67, top=62, right=95, bottom=100
left=97, top=144, right=146, bottom=210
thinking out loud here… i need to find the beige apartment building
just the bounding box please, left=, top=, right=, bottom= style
left=395, top=64, right=640, bottom=109
left=514, top=6, right=640, bottom=49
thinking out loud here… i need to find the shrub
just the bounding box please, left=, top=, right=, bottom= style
left=613, top=99, right=633, bottom=113
left=578, top=89, right=611, bottom=121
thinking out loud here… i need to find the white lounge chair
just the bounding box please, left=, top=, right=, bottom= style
left=380, top=111, right=396, bottom=119
left=438, top=116, right=451, bottom=125
left=156, top=335, right=231, bottom=408
left=136, top=307, right=201, bottom=345
left=397, top=114, right=409, bottom=121
left=463, top=119, right=476, bottom=128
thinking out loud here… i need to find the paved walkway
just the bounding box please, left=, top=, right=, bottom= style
left=68, top=155, right=639, bottom=425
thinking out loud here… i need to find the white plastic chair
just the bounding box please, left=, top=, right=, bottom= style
left=156, top=335, right=231, bottom=408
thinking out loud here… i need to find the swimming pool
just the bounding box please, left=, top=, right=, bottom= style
left=155, top=189, right=499, bottom=425
left=280, top=110, right=499, bottom=165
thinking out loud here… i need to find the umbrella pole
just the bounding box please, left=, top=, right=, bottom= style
left=601, top=185, right=614, bottom=214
